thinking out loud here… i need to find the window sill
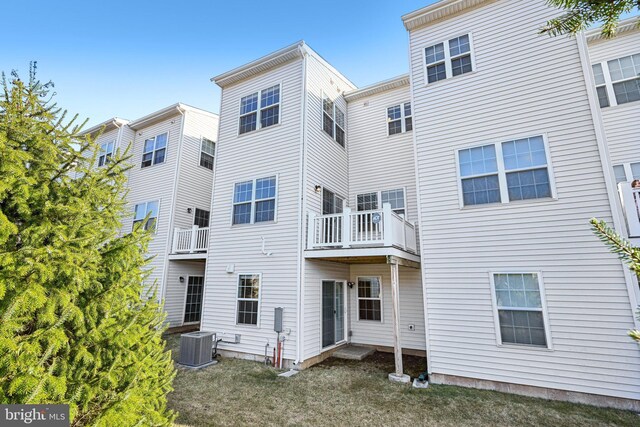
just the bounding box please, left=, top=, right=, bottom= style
left=230, top=220, right=278, bottom=228
left=140, top=161, right=168, bottom=170
left=198, top=164, right=215, bottom=172
left=460, top=196, right=558, bottom=211
left=386, top=130, right=413, bottom=139
left=497, top=342, right=554, bottom=352
left=424, top=70, right=477, bottom=88
left=237, top=122, right=282, bottom=138
left=601, top=99, right=640, bottom=111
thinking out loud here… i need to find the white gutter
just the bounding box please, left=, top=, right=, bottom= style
left=294, top=46, right=309, bottom=366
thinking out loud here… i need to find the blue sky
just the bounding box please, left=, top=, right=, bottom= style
left=1, top=0, right=436, bottom=126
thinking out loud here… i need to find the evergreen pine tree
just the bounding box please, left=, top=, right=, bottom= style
left=540, top=0, right=639, bottom=38
left=0, top=64, right=176, bottom=426
left=591, top=218, right=640, bottom=342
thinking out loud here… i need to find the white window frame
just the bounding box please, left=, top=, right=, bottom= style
left=98, top=140, right=115, bottom=167
left=386, top=102, right=412, bottom=136
left=132, top=199, right=160, bottom=232
left=613, top=161, right=640, bottom=182
left=356, top=276, right=383, bottom=322
left=592, top=53, right=640, bottom=108
left=355, top=188, right=407, bottom=216
left=488, top=271, right=553, bottom=350
left=235, top=273, right=262, bottom=327
left=238, top=83, right=281, bottom=135
left=141, top=132, right=168, bottom=168
left=321, top=187, right=345, bottom=214
left=230, top=175, right=278, bottom=226
left=422, top=32, right=476, bottom=86
left=455, top=133, right=557, bottom=209
left=199, top=137, right=215, bottom=170
left=321, top=91, right=346, bottom=148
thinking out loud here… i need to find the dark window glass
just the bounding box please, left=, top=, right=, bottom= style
left=239, top=113, right=257, bottom=134
left=461, top=175, right=501, bottom=206
left=194, top=208, right=210, bottom=228
left=427, top=63, right=446, bottom=83
left=451, top=54, right=472, bottom=76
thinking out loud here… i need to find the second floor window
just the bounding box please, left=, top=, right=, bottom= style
left=425, top=34, right=473, bottom=84
left=232, top=176, right=277, bottom=225
left=322, top=94, right=346, bottom=147
left=458, top=135, right=553, bottom=207
left=194, top=208, right=210, bottom=228
left=356, top=189, right=406, bottom=215
left=200, top=137, right=215, bottom=170
left=322, top=188, right=344, bottom=215
left=613, top=162, right=640, bottom=183
left=592, top=53, right=640, bottom=108
left=98, top=140, right=115, bottom=167
left=239, top=84, right=280, bottom=134
left=133, top=200, right=159, bottom=232
left=142, top=132, right=167, bottom=168
left=387, top=102, right=412, bottom=135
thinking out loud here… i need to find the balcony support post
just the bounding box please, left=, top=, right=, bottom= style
left=342, top=207, right=351, bottom=248
left=388, top=260, right=409, bottom=384
left=189, top=225, right=198, bottom=253
left=383, top=203, right=393, bottom=247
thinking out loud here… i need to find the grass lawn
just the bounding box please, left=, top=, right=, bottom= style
left=165, top=334, right=639, bottom=426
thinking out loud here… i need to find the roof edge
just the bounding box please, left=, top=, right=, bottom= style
left=402, top=0, right=489, bottom=31
left=79, top=117, right=129, bottom=137
left=128, top=103, right=218, bottom=130
left=344, top=74, right=410, bottom=102
left=585, top=15, right=640, bottom=42
left=211, top=41, right=305, bottom=88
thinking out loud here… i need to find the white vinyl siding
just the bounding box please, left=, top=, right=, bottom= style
left=409, top=0, right=640, bottom=400
left=424, top=34, right=474, bottom=84
left=239, top=84, right=280, bottom=134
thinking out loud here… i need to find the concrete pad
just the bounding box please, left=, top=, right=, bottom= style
left=388, top=373, right=411, bottom=384
left=412, top=378, right=429, bottom=389
left=177, top=359, right=218, bottom=370
left=278, top=369, right=299, bottom=378
left=332, top=345, right=375, bottom=361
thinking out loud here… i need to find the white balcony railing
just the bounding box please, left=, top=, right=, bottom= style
left=619, top=182, right=640, bottom=238
left=307, top=203, right=418, bottom=253
left=172, top=226, right=210, bottom=254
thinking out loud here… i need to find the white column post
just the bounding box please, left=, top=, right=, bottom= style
left=189, top=225, right=198, bottom=253
left=172, top=227, right=179, bottom=253
left=388, top=261, right=409, bottom=383
left=342, top=207, right=351, bottom=248
left=307, top=211, right=316, bottom=249
left=619, top=182, right=640, bottom=238
left=383, top=203, right=393, bottom=247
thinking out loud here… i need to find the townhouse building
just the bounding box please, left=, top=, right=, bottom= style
left=198, top=0, right=640, bottom=410
left=81, top=103, right=218, bottom=328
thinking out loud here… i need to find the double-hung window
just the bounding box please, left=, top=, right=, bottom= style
left=387, top=102, right=412, bottom=136
left=237, top=274, right=260, bottom=325
left=142, top=132, right=167, bottom=168
left=322, top=94, right=346, bottom=147
left=98, top=140, right=115, bottom=167
left=592, top=53, right=640, bottom=108
left=458, top=135, right=553, bottom=207
left=425, top=34, right=473, bottom=84
left=358, top=277, right=382, bottom=321
left=232, top=176, right=277, bottom=225
left=133, top=200, right=159, bottom=232
left=200, top=137, right=215, bottom=170
left=492, top=273, right=549, bottom=348
left=356, top=189, right=406, bottom=215
left=613, top=162, right=640, bottom=183
left=239, top=84, right=280, bottom=134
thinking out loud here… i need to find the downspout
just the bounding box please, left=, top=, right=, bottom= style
left=159, top=105, right=188, bottom=309
left=294, top=45, right=309, bottom=366
left=406, top=28, right=433, bottom=373
left=576, top=34, right=640, bottom=328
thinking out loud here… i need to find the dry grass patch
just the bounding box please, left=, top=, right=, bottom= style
left=165, top=335, right=638, bottom=426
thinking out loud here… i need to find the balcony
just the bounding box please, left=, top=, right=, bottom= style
left=170, top=226, right=209, bottom=259
left=619, top=182, right=640, bottom=239
left=305, top=203, right=420, bottom=264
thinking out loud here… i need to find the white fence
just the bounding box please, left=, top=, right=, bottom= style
left=619, top=182, right=640, bottom=238
left=172, top=226, right=210, bottom=253
left=307, top=203, right=418, bottom=253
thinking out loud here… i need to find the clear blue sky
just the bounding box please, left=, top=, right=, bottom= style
left=1, top=0, right=436, bottom=127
